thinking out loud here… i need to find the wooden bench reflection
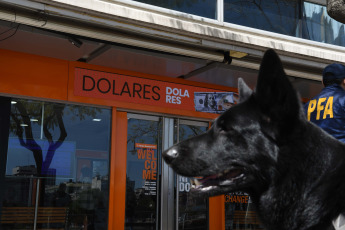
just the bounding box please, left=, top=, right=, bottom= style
left=1, top=206, right=68, bottom=229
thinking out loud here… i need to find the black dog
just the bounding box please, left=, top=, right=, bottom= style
left=163, top=49, right=345, bottom=230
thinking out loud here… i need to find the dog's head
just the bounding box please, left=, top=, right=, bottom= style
left=163, top=49, right=304, bottom=197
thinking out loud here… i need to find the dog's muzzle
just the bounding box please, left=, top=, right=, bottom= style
left=163, top=147, right=179, bottom=164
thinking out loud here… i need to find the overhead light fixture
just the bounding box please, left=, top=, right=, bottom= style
left=92, top=118, right=102, bottom=122
left=11, top=101, right=17, bottom=104
left=30, top=119, right=38, bottom=122
left=230, top=50, right=248, bottom=59
left=20, top=124, right=28, bottom=127
left=68, top=37, right=83, bottom=48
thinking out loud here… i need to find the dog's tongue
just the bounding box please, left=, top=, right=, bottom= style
left=198, top=168, right=243, bottom=186
left=225, top=169, right=243, bottom=179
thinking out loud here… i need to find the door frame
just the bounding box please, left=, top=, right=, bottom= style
left=110, top=110, right=224, bottom=230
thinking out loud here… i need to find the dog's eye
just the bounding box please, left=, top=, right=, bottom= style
left=219, top=129, right=227, bottom=135
left=217, top=119, right=230, bottom=133
left=219, top=125, right=234, bottom=134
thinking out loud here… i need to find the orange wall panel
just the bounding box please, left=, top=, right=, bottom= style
left=108, top=108, right=117, bottom=230
left=0, top=49, right=231, bottom=229
left=209, top=195, right=225, bottom=230
left=111, top=111, right=127, bottom=230
left=0, top=49, right=68, bottom=100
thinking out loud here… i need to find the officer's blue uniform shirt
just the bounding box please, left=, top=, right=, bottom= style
left=304, top=84, right=345, bottom=143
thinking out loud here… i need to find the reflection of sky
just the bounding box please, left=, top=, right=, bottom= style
left=6, top=138, right=75, bottom=177
left=9, top=104, right=111, bottom=151
left=127, top=161, right=147, bottom=189
left=7, top=101, right=111, bottom=182
left=222, top=1, right=345, bottom=46
left=60, top=110, right=111, bottom=151
left=224, top=0, right=299, bottom=36
left=134, top=0, right=216, bottom=19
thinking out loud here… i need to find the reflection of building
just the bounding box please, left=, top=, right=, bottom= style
left=92, top=176, right=108, bottom=190
left=92, top=177, right=101, bottom=190
left=12, top=165, right=37, bottom=176
left=12, top=166, right=56, bottom=185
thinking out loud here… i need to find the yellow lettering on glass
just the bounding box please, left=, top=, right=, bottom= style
left=323, top=96, right=334, bottom=119
left=307, top=99, right=317, bottom=121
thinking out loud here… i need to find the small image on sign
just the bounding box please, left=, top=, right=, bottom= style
left=194, top=92, right=239, bottom=113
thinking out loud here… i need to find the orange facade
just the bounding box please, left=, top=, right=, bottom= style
left=0, top=48, right=237, bottom=230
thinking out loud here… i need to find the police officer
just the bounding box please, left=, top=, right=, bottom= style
left=304, top=63, right=345, bottom=143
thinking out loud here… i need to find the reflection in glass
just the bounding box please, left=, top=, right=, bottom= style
left=125, top=117, right=162, bottom=230
left=1, top=98, right=111, bottom=230
left=224, top=0, right=300, bottom=36
left=225, top=192, right=265, bottom=230
left=177, top=122, right=208, bottom=230
left=302, top=2, right=345, bottom=46
left=133, top=0, right=217, bottom=19
left=224, top=0, right=345, bottom=47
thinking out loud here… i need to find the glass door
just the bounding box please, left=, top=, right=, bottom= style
left=125, top=114, right=209, bottom=230
left=224, top=192, right=265, bottom=230
left=175, top=120, right=209, bottom=230
left=125, top=114, right=162, bottom=230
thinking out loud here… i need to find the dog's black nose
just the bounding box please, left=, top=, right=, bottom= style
left=163, top=147, right=179, bottom=164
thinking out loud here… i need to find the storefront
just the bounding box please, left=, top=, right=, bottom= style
left=0, top=48, right=241, bottom=230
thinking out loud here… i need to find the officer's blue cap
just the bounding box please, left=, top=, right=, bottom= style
left=323, top=63, right=345, bottom=80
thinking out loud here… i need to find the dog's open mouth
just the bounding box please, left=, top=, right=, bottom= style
left=191, top=168, right=245, bottom=192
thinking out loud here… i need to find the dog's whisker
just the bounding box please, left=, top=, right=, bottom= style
left=219, top=180, right=233, bottom=186
left=200, top=186, right=217, bottom=192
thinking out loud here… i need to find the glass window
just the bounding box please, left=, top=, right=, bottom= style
left=132, top=0, right=217, bottom=19
left=177, top=121, right=208, bottom=230
left=225, top=192, right=265, bottom=230
left=0, top=98, right=111, bottom=230
left=125, top=116, right=162, bottom=230
left=224, top=0, right=301, bottom=37
left=302, top=1, right=345, bottom=46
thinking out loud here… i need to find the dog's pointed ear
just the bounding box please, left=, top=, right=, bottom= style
left=255, top=49, right=302, bottom=133
left=238, top=78, right=252, bottom=102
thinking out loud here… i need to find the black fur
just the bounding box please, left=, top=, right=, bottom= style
left=163, top=49, right=345, bottom=230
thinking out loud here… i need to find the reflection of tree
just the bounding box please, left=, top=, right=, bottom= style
left=179, top=125, right=206, bottom=141
left=11, top=101, right=45, bottom=175
left=127, top=119, right=161, bottom=155
left=10, top=100, right=101, bottom=176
